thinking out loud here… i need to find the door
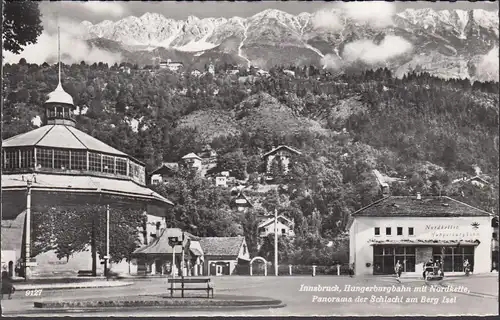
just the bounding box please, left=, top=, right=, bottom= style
left=216, top=265, right=223, bottom=276
left=155, top=260, right=162, bottom=274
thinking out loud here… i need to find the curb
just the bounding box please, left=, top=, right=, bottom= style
left=33, top=298, right=285, bottom=309
left=15, top=281, right=133, bottom=291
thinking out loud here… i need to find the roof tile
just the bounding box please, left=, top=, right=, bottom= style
left=353, top=196, right=491, bottom=217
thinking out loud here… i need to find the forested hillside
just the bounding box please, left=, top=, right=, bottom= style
left=3, top=61, right=498, bottom=263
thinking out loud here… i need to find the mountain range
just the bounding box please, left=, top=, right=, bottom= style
left=79, top=8, right=499, bottom=81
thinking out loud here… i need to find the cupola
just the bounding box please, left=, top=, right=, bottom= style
left=43, top=26, right=76, bottom=127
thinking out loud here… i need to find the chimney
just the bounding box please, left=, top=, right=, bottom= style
left=416, top=192, right=421, bottom=200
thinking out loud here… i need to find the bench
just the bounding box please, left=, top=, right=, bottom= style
left=168, top=277, right=214, bottom=298
left=77, top=270, right=95, bottom=277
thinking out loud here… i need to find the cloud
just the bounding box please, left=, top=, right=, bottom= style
left=3, top=17, right=123, bottom=65
left=475, top=47, right=499, bottom=82
left=70, top=2, right=128, bottom=18
left=342, top=35, right=413, bottom=65
left=312, top=1, right=396, bottom=31
left=340, top=1, right=396, bottom=28
left=321, top=54, right=344, bottom=71
left=312, top=9, right=343, bottom=31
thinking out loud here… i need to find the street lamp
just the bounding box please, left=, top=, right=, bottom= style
left=24, top=177, right=33, bottom=280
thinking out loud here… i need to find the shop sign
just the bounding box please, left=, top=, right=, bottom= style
left=423, top=222, right=481, bottom=239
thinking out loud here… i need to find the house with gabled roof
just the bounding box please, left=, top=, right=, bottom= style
left=181, top=152, right=203, bottom=171
left=132, top=228, right=250, bottom=276
left=348, top=194, right=493, bottom=276
left=230, top=191, right=253, bottom=212
left=262, top=145, right=302, bottom=177
left=149, top=162, right=179, bottom=184
left=258, top=215, right=295, bottom=238
left=133, top=228, right=203, bottom=276
left=199, top=236, right=250, bottom=276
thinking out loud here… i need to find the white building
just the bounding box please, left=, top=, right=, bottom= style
left=258, top=215, right=295, bottom=237
left=191, top=69, right=202, bottom=77
left=215, top=176, right=227, bottom=187
left=159, top=59, right=184, bottom=71
left=208, top=63, right=215, bottom=75
left=348, top=194, right=493, bottom=276
left=181, top=153, right=203, bottom=171
left=262, top=145, right=302, bottom=175
left=149, top=162, right=178, bottom=184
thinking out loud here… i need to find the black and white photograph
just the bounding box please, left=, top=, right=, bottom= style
left=1, top=0, right=499, bottom=317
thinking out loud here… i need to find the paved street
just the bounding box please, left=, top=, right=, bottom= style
left=2, top=273, right=498, bottom=317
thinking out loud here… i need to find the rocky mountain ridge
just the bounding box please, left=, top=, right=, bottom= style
left=79, top=8, right=499, bottom=81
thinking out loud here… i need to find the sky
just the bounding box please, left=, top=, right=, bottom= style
left=4, top=0, right=498, bottom=69
left=41, top=0, right=499, bottom=24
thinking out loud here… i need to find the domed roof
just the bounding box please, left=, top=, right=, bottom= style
left=45, top=82, right=74, bottom=106
left=3, top=125, right=127, bottom=156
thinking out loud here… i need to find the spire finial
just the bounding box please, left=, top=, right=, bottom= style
left=58, top=26, right=61, bottom=86
left=56, top=10, right=61, bottom=87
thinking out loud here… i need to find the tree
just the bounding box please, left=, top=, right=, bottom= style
left=2, top=0, right=43, bottom=54
left=239, top=208, right=261, bottom=257
left=217, top=149, right=248, bottom=180
left=31, top=204, right=144, bottom=268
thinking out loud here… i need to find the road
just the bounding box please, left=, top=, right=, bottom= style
left=2, top=274, right=498, bottom=317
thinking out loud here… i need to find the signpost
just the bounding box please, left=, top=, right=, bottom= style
left=168, top=235, right=183, bottom=292
left=274, top=208, right=278, bottom=276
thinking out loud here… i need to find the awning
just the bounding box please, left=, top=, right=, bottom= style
left=2, top=174, right=173, bottom=217
left=368, top=239, right=480, bottom=246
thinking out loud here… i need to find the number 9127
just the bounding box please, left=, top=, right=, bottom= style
left=25, top=289, right=43, bottom=296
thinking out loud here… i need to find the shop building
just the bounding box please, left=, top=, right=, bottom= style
left=349, top=194, right=493, bottom=276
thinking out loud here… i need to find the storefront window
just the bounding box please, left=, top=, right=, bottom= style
left=373, top=246, right=416, bottom=274
left=432, top=246, right=475, bottom=272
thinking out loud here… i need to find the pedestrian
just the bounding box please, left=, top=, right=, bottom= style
left=1, top=271, right=15, bottom=300
left=423, top=258, right=433, bottom=279
left=395, top=260, right=402, bottom=280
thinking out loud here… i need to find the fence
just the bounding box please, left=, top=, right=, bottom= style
left=235, top=263, right=351, bottom=276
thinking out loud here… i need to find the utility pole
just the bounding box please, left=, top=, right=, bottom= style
left=274, top=208, right=278, bottom=276
left=181, top=232, right=185, bottom=278
left=24, top=178, right=33, bottom=280
left=172, top=242, right=176, bottom=280
left=104, top=204, right=110, bottom=277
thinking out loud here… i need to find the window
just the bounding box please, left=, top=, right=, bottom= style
left=54, top=149, right=70, bottom=169
left=373, top=246, right=415, bottom=274
left=71, top=150, right=87, bottom=170
left=386, top=227, right=392, bottom=236
left=374, top=227, right=380, bottom=236
left=20, top=149, right=34, bottom=168
left=432, top=246, right=474, bottom=272
left=408, top=227, right=414, bottom=236
left=56, top=106, right=63, bottom=118
left=37, top=148, right=53, bottom=168
left=102, top=155, right=115, bottom=173
left=89, top=152, right=102, bottom=172
left=4, top=149, right=19, bottom=169
left=282, top=228, right=286, bottom=234
left=116, top=158, right=127, bottom=175
left=397, top=227, right=403, bottom=236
